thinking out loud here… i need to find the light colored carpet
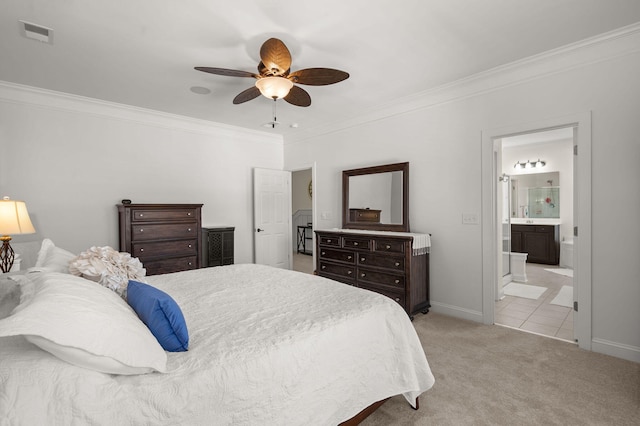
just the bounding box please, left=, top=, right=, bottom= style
left=503, top=282, right=547, bottom=300
left=544, top=267, right=574, bottom=277
left=550, top=285, right=573, bottom=308
left=362, top=313, right=640, bottom=425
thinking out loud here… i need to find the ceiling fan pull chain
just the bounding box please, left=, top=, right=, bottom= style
left=272, top=99, right=277, bottom=128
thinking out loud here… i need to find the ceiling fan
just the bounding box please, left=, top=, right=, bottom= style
left=195, top=38, right=349, bottom=107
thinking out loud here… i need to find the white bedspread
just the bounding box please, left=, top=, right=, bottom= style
left=0, top=264, right=434, bottom=425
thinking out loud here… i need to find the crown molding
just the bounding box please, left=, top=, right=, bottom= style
left=0, top=81, right=283, bottom=145
left=285, top=22, right=640, bottom=145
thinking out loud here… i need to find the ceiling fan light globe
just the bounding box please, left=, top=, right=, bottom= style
left=255, top=77, right=293, bottom=99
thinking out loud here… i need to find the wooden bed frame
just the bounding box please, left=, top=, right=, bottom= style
left=340, top=397, right=419, bottom=425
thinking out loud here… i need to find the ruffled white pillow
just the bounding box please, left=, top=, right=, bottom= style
left=69, top=246, right=146, bottom=298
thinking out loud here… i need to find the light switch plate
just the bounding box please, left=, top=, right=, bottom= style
left=462, top=212, right=479, bottom=224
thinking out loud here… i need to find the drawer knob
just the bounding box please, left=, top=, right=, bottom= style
left=347, top=270, right=352, bottom=275
left=395, top=279, right=400, bottom=284
left=354, top=242, right=358, bottom=246
left=139, top=214, right=143, bottom=217
left=321, top=265, right=326, bottom=269
left=322, top=251, right=326, bottom=255
left=386, top=245, right=391, bottom=249
left=361, top=257, right=365, bottom=262
left=140, top=248, right=144, bottom=252
left=347, top=255, right=352, bottom=260
left=139, top=228, right=144, bottom=232
left=327, top=239, right=332, bottom=243
left=395, top=298, right=400, bottom=302
left=188, top=228, right=192, bottom=232
left=187, top=212, right=192, bottom=216
left=361, top=273, right=366, bottom=277
left=188, top=262, right=192, bottom=266
left=395, top=262, right=400, bottom=267
left=188, top=244, right=192, bottom=248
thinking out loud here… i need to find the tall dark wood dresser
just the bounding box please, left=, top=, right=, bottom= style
left=117, top=203, right=203, bottom=276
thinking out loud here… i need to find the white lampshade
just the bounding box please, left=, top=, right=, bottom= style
left=0, top=197, right=36, bottom=235
left=255, top=77, right=293, bottom=99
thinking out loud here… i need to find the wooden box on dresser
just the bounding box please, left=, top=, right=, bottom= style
left=315, top=229, right=430, bottom=319
left=117, top=204, right=203, bottom=276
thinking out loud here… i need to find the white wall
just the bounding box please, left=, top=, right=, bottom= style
left=0, top=84, right=283, bottom=263
left=284, top=32, right=640, bottom=361
left=291, top=169, right=312, bottom=213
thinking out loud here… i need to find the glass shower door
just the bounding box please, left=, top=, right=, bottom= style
left=501, top=175, right=511, bottom=278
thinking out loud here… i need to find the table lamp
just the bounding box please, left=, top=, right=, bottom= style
left=0, top=196, right=36, bottom=273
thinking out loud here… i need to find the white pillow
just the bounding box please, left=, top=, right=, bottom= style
left=30, top=238, right=75, bottom=273
left=69, top=246, right=146, bottom=299
left=0, top=273, right=167, bottom=375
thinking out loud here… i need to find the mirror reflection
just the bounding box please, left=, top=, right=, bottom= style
left=510, top=171, right=560, bottom=218
left=348, top=171, right=403, bottom=224
left=342, top=162, right=409, bottom=232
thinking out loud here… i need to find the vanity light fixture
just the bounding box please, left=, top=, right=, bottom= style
left=514, top=159, right=546, bottom=169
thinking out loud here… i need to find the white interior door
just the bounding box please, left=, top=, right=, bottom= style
left=253, top=168, right=292, bottom=269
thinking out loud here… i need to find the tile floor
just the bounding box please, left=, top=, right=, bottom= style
left=495, top=263, right=574, bottom=342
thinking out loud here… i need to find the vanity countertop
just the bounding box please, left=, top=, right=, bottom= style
left=510, top=218, right=561, bottom=225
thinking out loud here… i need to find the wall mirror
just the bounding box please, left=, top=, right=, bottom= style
left=342, top=162, right=409, bottom=232
left=510, top=171, right=560, bottom=218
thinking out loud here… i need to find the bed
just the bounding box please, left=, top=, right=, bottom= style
left=0, top=260, right=434, bottom=425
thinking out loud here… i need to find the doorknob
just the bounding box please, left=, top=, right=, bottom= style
left=256, top=228, right=264, bottom=232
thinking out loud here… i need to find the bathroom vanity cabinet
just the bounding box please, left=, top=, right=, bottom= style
left=511, top=224, right=559, bottom=265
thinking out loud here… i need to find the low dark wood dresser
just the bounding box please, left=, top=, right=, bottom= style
left=316, top=229, right=430, bottom=318
left=117, top=203, right=203, bottom=275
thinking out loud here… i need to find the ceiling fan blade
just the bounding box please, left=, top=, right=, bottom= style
left=259, top=38, right=292, bottom=76
left=284, top=85, right=311, bottom=107
left=288, top=68, right=349, bottom=86
left=195, top=67, right=258, bottom=78
left=233, top=86, right=261, bottom=104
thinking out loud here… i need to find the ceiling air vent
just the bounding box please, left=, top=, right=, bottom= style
left=19, top=20, right=53, bottom=44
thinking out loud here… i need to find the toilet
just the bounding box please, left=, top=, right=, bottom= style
left=560, top=240, right=574, bottom=269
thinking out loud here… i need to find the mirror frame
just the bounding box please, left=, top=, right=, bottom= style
left=342, top=162, right=410, bottom=232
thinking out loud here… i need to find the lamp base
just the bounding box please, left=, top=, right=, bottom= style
left=0, top=236, right=15, bottom=273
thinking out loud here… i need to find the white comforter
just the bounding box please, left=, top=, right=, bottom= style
left=0, top=264, right=434, bottom=425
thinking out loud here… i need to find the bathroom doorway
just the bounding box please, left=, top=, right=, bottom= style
left=481, top=112, right=592, bottom=351
left=496, top=128, right=575, bottom=341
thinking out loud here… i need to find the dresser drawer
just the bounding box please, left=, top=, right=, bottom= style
left=373, top=238, right=405, bottom=254
left=318, top=234, right=341, bottom=247
left=131, top=223, right=198, bottom=241
left=358, top=267, right=405, bottom=289
left=357, top=252, right=404, bottom=271
left=343, top=236, right=371, bottom=250
left=131, top=208, right=198, bottom=222
left=318, top=261, right=355, bottom=281
left=144, top=256, right=197, bottom=276
left=361, top=284, right=405, bottom=307
left=318, top=248, right=356, bottom=264
left=132, top=239, right=198, bottom=260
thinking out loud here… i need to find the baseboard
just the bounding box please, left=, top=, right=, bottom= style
left=429, top=301, right=483, bottom=323
left=591, top=338, right=640, bottom=363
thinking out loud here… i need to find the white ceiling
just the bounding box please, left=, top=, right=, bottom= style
left=2, top=0, right=640, bottom=137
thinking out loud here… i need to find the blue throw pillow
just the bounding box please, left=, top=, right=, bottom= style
left=127, top=280, right=189, bottom=352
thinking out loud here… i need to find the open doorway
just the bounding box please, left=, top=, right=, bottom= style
left=495, top=128, right=575, bottom=341
left=291, top=168, right=314, bottom=274
left=481, top=112, right=592, bottom=352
